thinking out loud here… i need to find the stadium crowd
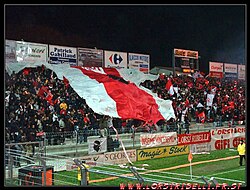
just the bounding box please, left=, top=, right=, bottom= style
left=5, top=66, right=246, bottom=147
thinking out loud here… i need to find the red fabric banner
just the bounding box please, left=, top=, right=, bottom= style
left=74, top=66, right=165, bottom=124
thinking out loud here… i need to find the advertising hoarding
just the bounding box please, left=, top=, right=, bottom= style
left=78, top=48, right=103, bottom=67
left=238, top=65, right=245, bottom=80
left=104, top=50, right=128, bottom=69
left=128, top=53, right=150, bottom=74
left=224, top=63, right=238, bottom=78
left=16, top=41, right=48, bottom=63
left=209, top=62, right=224, bottom=78
left=210, top=126, right=245, bottom=150
left=5, top=39, right=16, bottom=63
left=140, top=132, right=177, bottom=148
left=177, top=132, right=211, bottom=146
left=49, top=45, right=77, bottom=65
left=137, top=145, right=189, bottom=161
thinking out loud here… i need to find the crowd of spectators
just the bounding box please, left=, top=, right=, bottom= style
left=141, top=73, right=246, bottom=126
left=5, top=66, right=246, bottom=147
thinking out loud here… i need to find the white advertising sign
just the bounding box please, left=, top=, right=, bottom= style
left=238, top=65, right=245, bottom=80
left=191, top=143, right=211, bottom=153
left=103, top=149, right=136, bottom=164
left=49, top=45, right=77, bottom=65
left=104, top=50, right=128, bottom=68
left=209, top=62, right=223, bottom=72
left=16, top=41, right=48, bottom=63
left=5, top=39, right=16, bottom=63
left=210, top=126, right=245, bottom=150
left=78, top=48, right=103, bottom=67
left=66, top=154, right=105, bottom=170
left=66, top=149, right=137, bottom=170
left=128, top=53, right=150, bottom=74
left=140, top=132, right=177, bottom=148
left=224, top=63, right=237, bottom=73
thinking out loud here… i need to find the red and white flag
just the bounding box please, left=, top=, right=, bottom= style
left=37, top=86, right=53, bottom=105
left=197, top=111, right=206, bottom=123
left=7, top=62, right=176, bottom=125
left=64, top=66, right=176, bottom=124
left=165, top=78, right=174, bottom=96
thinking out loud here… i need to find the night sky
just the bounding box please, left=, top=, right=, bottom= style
left=4, top=4, right=246, bottom=74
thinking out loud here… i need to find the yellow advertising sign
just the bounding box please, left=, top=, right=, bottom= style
left=137, top=145, right=189, bottom=161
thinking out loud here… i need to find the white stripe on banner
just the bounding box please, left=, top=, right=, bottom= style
left=64, top=67, right=120, bottom=117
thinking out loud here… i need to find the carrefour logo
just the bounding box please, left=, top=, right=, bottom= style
left=109, top=54, right=123, bottom=64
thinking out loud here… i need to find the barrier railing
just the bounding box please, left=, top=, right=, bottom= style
left=29, top=121, right=244, bottom=147
left=4, top=123, right=245, bottom=187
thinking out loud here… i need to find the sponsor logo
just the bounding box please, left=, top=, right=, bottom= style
left=169, top=145, right=188, bottom=154
left=129, top=54, right=149, bottom=62
left=139, top=64, right=149, bottom=68
left=211, top=65, right=223, bottom=70
left=50, top=47, right=76, bottom=58
left=104, top=151, right=136, bottom=161
left=139, top=68, right=149, bottom=72
left=138, top=148, right=167, bottom=159
left=225, top=66, right=237, bottom=70
left=109, top=54, right=123, bottom=64
left=137, top=145, right=189, bottom=160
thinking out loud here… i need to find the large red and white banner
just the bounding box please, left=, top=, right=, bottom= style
left=238, top=65, right=245, bottom=80
left=140, top=132, right=177, bottom=148
left=177, top=132, right=211, bottom=145
left=104, top=50, right=128, bottom=68
left=210, top=126, right=245, bottom=150
left=71, top=66, right=175, bottom=124
left=6, top=63, right=176, bottom=124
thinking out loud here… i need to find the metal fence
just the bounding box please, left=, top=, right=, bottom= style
left=40, top=121, right=232, bottom=147
left=5, top=122, right=244, bottom=187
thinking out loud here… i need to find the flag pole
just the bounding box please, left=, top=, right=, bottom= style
left=188, top=146, right=193, bottom=180
left=189, top=156, right=193, bottom=180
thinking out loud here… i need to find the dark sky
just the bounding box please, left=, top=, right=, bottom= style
left=4, top=4, right=246, bottom=74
